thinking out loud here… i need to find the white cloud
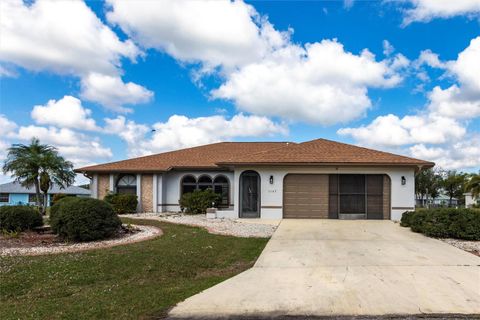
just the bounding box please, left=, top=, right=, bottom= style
left=383, top=40, right=395, bottom=56
left=106, top=1, right=407, bottom=124
left=14, top=125, right=112, bottom=167
left=424, top=37, right=480, bottom=119
left=0, top=0, right=152, bottom=112
left=402, top=0, right=480, bottom=25
left=106, top=113, right=287, bottom=157
left=414, top=49, right=445, bottom=69
left=212, top=40, right=406, bottom=125
left=344, top=0, right=355, bottom=10
left=410, top=139, right=480, bottom=170
left=339, top=36, right=480, bottom=170
left=337, top=114, right=466, bottom=147
left=80, top=73, right=154, bottom=113
left=0, top=114, right=18, bottom=160
left=104, top=116, right=150, bottom=146
left=0, top=0, right=138, bottom=76
left=106, top=0, right=289, bottom=73
left=31, top=96, right=99, bottom=131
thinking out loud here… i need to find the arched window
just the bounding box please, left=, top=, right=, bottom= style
left=198, top=175, right=213, bottom=191
left=181, top=175, right=197, bottom=195
left=116, top=174, right=137, bottom=195
left=213, top=175, right=229, bottom=207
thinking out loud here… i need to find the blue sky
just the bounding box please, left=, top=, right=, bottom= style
left=1, top=0, right=479, bottom=184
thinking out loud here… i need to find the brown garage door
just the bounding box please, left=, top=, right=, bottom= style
left=283, top=174, right=329, bottom=218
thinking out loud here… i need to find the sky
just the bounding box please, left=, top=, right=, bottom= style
left=0, top=0, right=479, bottom=185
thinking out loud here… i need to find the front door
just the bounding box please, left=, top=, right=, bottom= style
left=240, top=171, right=260, bottom=218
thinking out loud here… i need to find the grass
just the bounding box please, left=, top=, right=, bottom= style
left=0, top=218, right=269, bottom=319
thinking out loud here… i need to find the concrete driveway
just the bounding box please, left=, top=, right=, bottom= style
left=169, top=220, right=480, bottom=318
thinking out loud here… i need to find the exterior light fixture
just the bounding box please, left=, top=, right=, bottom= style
left=401, top=176, right=406, bottom=185
left=269, top=175, right=274, bottom=184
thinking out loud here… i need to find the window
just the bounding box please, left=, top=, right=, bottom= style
left=213, top=175, right=229, bottom=207
left=116, top=174, right=137, bottom=195
left=180, top=174, right=230, bottom=208
left=198, top=175, right=213, bottom=191
left=28, top=194, right=37, bottom=203
left=0, top=193, right=9, bottom=203
left=181, top=175, right=197, bottom=195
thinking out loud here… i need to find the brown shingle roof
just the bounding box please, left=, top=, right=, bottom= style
left=75, top=139, right=434, bottom=173
left=218, top=139, right=435, bottom=167
left=75, top=142, right=289, bottom=173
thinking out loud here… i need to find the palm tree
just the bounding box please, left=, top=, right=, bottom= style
left=38, top=152, right=75, bottom=210
left=3, top=138, right=75, bottom=213
left=465, top=173, right=480, bottom=199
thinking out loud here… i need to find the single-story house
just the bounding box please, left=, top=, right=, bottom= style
left=0, top=181, right=90, bottom=206
left=75, top=139, right=434, bottom=220
left=415, top=193, right=459, bottom=207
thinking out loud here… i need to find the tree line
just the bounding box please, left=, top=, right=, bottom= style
left=416, top=168, right=480, bottom=207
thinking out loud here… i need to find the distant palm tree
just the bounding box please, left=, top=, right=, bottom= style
left=3, top=138, right=75, bottom=213
left=466, top=174, right=480, bottom=199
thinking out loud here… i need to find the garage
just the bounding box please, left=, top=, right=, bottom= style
left=283, top=174, right=390, bottom=219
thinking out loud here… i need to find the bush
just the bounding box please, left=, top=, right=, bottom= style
left=179, top=189, right=221, bottom=215
left=400, top=208, right=480, bottom=240
left=400, top=210, right=414, bottom=227
left=51, top=193, right=75, bottom=206
left=0, top=205, right=43, bottom=232
left=50, top=197, right=121, bottom=242
left=104, top=193, right=138, bottom=214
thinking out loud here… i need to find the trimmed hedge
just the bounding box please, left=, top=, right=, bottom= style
left=50, top=197, right=121, bottom=242
left=51, top=193, right=75, bottom=206
left=0, top=205, right=43, bottom=232
left=400, top=208, right=480, bottom=240
left=104, top=193, right=138, bottom=215
left=179, top=189, right=221, bottom=215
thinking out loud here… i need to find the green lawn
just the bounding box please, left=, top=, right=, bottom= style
left=0, top=218, right=269, bottom=319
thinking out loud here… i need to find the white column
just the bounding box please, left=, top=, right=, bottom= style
left=91, top=174, right=98, bottom=199
left=109, top=174, right=114, bottom=193
left=152, top=174, right=158, bottom=213
left=136, top=174, right=142, bottom=212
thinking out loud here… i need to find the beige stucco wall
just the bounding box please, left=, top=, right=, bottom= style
left=141, top=174, right=153, bottom=212
left=97, top=174, right=109, bottom=200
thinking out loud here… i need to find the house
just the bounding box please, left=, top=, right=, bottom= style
left=75, top=139, right=434, bottom=220
left=0, top=181, right=90, bottom=206
left=415, top=193, right=459, bottom=207
left=465, top=192, right=479, bottom=208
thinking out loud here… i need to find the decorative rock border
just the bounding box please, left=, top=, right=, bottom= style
left=123, top=213, right=278, bottom=238
left=0, top=225, right=162, bottom=257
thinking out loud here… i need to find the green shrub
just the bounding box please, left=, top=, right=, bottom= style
left=400, top=210, right=414, bottom=227
left=104, top=193, right=138, bottom=214
left=51, top=193, right=75, bottom=206
left=0, top=205, right=43, bottom=232
left=449, top=210, right=480, bottom=240
left=179, top=189, right=221, bottom=215
left=50, top=197, right=121, bottom=242
left=401, top=208, right=480, bottom=240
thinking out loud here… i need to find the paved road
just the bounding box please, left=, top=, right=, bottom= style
left=168, top=220, right=480, bottom=319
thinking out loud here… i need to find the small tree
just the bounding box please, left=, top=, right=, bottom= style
left=441, top=170, right=468, bottom=207
left=415, top=168, right=441, bottom=207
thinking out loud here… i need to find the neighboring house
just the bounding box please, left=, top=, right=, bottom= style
left=465, top=193, right=480, bottom=208
left=416, top=194, right=459, bottom=207
left=75, top=139, right=434, bottom=221
left=0, top=182, right=90, bottom=206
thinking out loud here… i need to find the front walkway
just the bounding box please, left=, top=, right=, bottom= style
left=169, top=220, right=480, bottom=318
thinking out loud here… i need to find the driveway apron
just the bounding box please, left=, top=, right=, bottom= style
left=169, top=220, right=480, bottom=318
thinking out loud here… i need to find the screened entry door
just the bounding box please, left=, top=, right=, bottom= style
left=240, top=171, right=260, bottom=218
